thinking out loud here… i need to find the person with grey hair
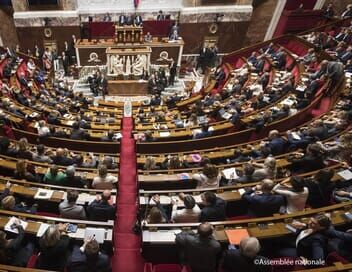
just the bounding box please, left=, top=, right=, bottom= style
left=36, top=223, right=70, bottom=271
left=222, top=237, right=270, bottom=272
left=62, top=166, right=86, bottom=188
left=59, top=190, right=87, bottom=220
left=102, top=155, right=117, bottom=169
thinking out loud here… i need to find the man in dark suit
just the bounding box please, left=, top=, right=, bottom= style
left=222, top=237, right=271, bottom=272
left=325, top=227, right=352, bottom=261
left=62, top=166, right=86, bottom=188
left=341, top=4, right=352, bottom=19
left=175, top=223, right=221, bottom=272
left=67, top=238, right=112, bottom=272
left=134, top=13, right=143, bottom=26
left=98, top=74, right=108, bottom=96
left=266, top=130, right=287, bottom=156
left=199, top=192, right=226, bottom=222
left=87, top=190, right=115, bottom=221
left=157, top=10, right=165, bottom=20
left=242, top=179, right=285, bottom=217
left=18, top=73, right=29, bottom=89
left=62, top=51, right=69, bottom=76
left=51, top=148, right=74, bottom=166
left=118, top=14, right=126, bottom=26
left=253, top=55, right=265, bottom=73
left=278, top=214, right=331, bottom=265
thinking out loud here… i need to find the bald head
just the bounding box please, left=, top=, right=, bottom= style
left=102, top=190, right=111, bottom=202
left=240, top=237, right=261, bottom=258
left=56, top=148, right=64, bottom=156
left=198, top=223, right=213, bottom=238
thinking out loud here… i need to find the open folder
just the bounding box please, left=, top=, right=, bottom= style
left=225, top=229, right=250, bottom=245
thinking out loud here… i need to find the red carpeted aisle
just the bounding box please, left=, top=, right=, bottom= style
left=112, top=117, right=144, bottom=272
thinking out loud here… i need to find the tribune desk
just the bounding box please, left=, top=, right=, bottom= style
left=75, top=38, right=184, bottom=67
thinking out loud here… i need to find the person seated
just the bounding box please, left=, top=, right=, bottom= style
left=102, top=156, right=118, bottom=169
left=193, top=163, right=220, bottom=189
left=252, top=156, right=277, bottom=181
left=175, top=223, right=221, bottom=272
left=194, top=124, right=213, bottom=139
left=242, top=179, right=285, bottom=217
left=145, top=195, right=169, bottom=224
left=87, top=190, right=115, bottom=221
left=74, top=153, right=97, bottom=168
left=273, top=176, right=309, bottom=214
left=92, top=164, right=117, bottom=190
left=171, top=193, right=201, bottom=223
left=0, top=218, right=34, bottom=267
left=67, top=237, right=112, bottom=272
left=134, top=13, right=143, bottom=26
left=43, top=165, right=66, bottom=185
left=71, top=122, right=89, bottom=140
left=276, top=214, right=331, bottom=266
left=32, top=144, right=53, bottom=163
left=103, top=12, right=111, bottom=22
left=0, top=181, right=37, bottom=213
left=157, top=10, right=165, bottom=20
left=169, top=29, right=179, bottom=41
left=0, top=136, right=17, bottom=156
left=100, top=130, right=114, bottom=142
left=36, top=223, right=70, bottom=271
left=144, top=32, right=152, bottom=42
left=13, top=160, right=37, bottom=182
left=59, top=190, right=86, bottom=220
left=322, top=3, right=335, bottom=18
left=15, top=138, right=33, bottom=160
left=199, top=192, right=226, bottom=222
left=325, top=227, right=352, bottom=262
left=51, top=148, right=74, bottom=166
left=143, top=156, right=159, bottom=170
left=289, top=143, right=325, bottom=173
left=222, top=237, right=271, bottom=272
left=228, top=163, right=255, bottom=184
left=118, top=14, right=126, bottom=26
left=37, top=120, right=51, bottom=138
left=341, top=4, right=352, bottom=18
left=161, top=155, right=188, bottom=170
left=304, top=169, right=335, bottom=209
left=266, top=129, right=287, bottom=156
left=62, top=166, right=86, bottom=188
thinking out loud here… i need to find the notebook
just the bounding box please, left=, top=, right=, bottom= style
left=5, top=217, right=28, bottom=234
left=84, top=228, right=106, bottom=244
left=34, top=188, right=54, bottom=200
left=337, top=169, right=352, bottom=181
left=225, top=229, right=250, bottom=245
left=222, top=168, right=239, bottom=180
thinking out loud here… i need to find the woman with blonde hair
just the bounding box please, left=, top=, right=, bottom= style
left=252, top=156, right=277, bottom=181
left=193, top=163, right=220, bottom=189
left=13, top=159, right=36, bottom=182
left=16, top=138, right=33, bottom=160
left=37, top=223, right=70, bottom=271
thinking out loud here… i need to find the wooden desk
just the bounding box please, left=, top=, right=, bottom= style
left=108, top=80, right=148, bottom=96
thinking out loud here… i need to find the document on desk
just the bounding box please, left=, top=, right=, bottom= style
left=222, top=168, right=238, bottom=180
left=85, top=228, right=106, bottom=244
left=34, top=188, right=54, bottom=199
left=5, top=217, right=28, bottom=234
left=159, top=131, right=171, bottom=137
left=337, top=169, right=352, bottom=181
left=36, top=223, right=50, bottom=237
left=77, top=193, right=96, bottom=205
left=150, top=195, right=171, bottom=205
left=69, top=228, right=85, bottom=240
left=143, top=230, right=182, bottom=243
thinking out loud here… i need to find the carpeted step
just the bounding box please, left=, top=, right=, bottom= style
left=115, top=215, right=137, bottom=233
left=114, top=233, right=141, bottom=249
left=117, top=193, right=137, bottom=204
left=117, top=204, right=138, bottom=215
left=112, top=249, right=145, bottom=272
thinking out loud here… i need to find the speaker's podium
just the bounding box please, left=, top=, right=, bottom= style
left=114, top=25, right=143, bottom=44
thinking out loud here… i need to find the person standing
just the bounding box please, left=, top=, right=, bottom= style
left=175, top=223, right=221, bottom=272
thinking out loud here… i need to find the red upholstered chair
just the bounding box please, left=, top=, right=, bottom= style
left=153, top=264, right=184, bottom=272
left=144, top=263, right=153, bottom=272
left=326, top=252, right=349, bottom=265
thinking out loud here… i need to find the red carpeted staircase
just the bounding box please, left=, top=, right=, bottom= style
left=112, top=117, right=144, bottom=272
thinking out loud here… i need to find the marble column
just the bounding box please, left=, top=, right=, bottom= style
left=11, top=0, right=28, bottom=12
left=314, top=0, right=326, bottom=9
left=264, top=0, right=287, bottom=41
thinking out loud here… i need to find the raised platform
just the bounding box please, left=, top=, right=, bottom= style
left=108, top=80, right=148, bottom=96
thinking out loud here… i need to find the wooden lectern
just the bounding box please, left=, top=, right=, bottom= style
left=114, top=25, right=143, bottom=44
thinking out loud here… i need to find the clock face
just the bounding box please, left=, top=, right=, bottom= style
left=44, top=28, right=52, bottom=38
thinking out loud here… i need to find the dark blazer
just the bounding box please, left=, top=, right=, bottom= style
left=296, top=230, right=328, bottom=262
left=175, top=231, right=221, bottom=272
left=242, top=189, right=285, bottom=217
left=267, top=137, right=287, bottom=156
left=87, top=200, right=115, bottom=221
left=199, top=197, right=226, bottom=222
left=222, top=249, right=271, bottom=272
left=51, top=155, right=74, bottom=166
left=37, top=235, right=70, bottom=271
left=62, top=176, right=86, bottom=188
left=290, top=155, right=325, bottom=173
left=118, top=15, right=126, bottom=25
left=325, top=228, right=352, bottom=261
left=304, top=179, right=334, bottom=208
left=67, top=245, right=112, bottom=272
